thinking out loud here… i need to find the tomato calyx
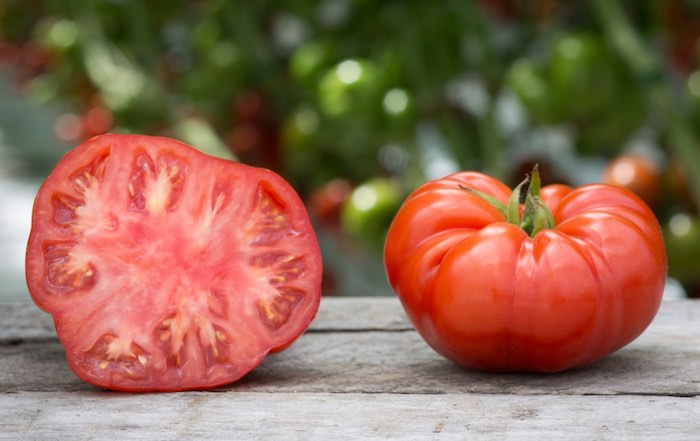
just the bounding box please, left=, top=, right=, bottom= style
left=514, top=166, right=556, bottom=237
left=463, top=165, right=555, bottom=237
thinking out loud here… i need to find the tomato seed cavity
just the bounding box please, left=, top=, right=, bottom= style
left=51, top=192, right=84, bottom=229
left=129, top=150, right=187, bottom=214
left=207, top=289, right=229, bottom=318
left=259, top=287, right=305, bottom=330
left=43, top=241, right=97, bottom=293
left=198, top=322, right=232, bottom=368
left=246, top=183, right=299, bottom=246
left=85, top=333, right=151, bottom=378
left=69, top=149, right=110, bottom=194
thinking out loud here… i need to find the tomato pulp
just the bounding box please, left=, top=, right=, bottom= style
left=26, top=134, right=322, bottom=391
left=384, top=171, right=667, bottom=372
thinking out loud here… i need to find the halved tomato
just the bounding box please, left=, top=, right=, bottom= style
left=25, top=133, right=322, bottom=392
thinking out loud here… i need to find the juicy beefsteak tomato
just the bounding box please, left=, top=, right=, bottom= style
left=384, top=171, right=667, bottom=372
left=26, top=134, right=322, bottom=391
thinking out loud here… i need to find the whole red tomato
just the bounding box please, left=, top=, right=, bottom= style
left=384, top=169, right=666, bottom=372
left=26, top=134, right=322, bottom=391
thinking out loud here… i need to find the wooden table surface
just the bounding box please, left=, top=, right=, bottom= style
left=1, top=296, right=699, bottom=440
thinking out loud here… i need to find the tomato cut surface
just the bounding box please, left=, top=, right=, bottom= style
left=26, top=134, right=322, bottom=391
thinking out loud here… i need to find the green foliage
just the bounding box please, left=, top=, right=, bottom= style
left=3, top=0, right=700, bottom=295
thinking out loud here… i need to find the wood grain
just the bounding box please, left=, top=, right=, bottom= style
left=0, top=297, right=411, bottom=341
left=1, top=298, right=699, bottom=439
left=0, top=392, right=697, bottom=440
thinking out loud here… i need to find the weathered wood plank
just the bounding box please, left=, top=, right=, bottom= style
left=3, top=296, right=698, bottom=340
left=0, top=297, right=411, bottom=342
left=309, top=296, right=412, bottom=331
left=1, top=298, right=699, bottom=439
left=0, top=303, right=54, bottom=341
left=0, top=391, right=698, bottom=440
left=2, top=302, right=699, bottom=396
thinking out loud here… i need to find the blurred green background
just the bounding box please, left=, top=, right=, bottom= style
left=1, top=0, right=699, bottom=301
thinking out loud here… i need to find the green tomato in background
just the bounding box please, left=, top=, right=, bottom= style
left=317, top=58, right=382, bottom=119
left=575, top=87, right=645, bottom=155
left=549, top=32, right=644, bottom=155
left=508, top=32, right=644, bottom=155
left=506, top=58, right=555, bottom=124
left=664, top=213, right=700, bottom=289
left=280, top=104, right=331, bottom=188
left=341, top=178, right=403, bottom=250
left=549, top=33, right=619, bottom=121
left=381, top=87, right=417, bottom=133
left=290, top=40, right=333, bottom=85
left=282, top=104, right=321, bottom=151
left=40, top=18, right=80, bottom=52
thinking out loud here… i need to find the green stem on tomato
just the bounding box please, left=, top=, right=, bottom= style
left=518, top=165, right=555, bottom=237
left=507, top=177, right=528, bottom=225
left=461, top=186, right=508, bottom=218
left=464, top=165, right=555, bottom=237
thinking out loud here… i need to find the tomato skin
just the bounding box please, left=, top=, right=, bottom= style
left=26, top=133, right=322, bottom=391
left=384, top=172, right=666, bottom=372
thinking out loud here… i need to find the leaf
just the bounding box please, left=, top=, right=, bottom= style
left=507, top=177, right=529, bottom=225
left=460, top=186, right=507, bottom=218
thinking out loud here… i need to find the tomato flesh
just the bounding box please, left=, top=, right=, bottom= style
left=26, top=134, right=322, bottom=391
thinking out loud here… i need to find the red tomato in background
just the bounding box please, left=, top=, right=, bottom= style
left=25, top=134, right=322, bottom=391
left=308, top=178, right=352, bottom=228
left=602, top=154, right=662, bottom=209
left=384, top=171, right=666, bottom=373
